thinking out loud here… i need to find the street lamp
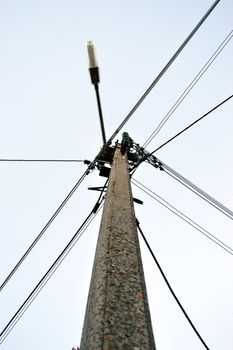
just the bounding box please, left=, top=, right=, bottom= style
left=87, top=41, right=106, bottom=145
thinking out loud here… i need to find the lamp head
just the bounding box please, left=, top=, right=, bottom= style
left=87, top=41, right=100, bottom=84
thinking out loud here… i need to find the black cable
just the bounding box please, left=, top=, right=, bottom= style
left=0, top=185, right=106, bottom=344
left=130, top=94, right=233, bottom=178
left=143, top=30, right=233, bottom=148
left=84, top=1, right=221, bottom=166
left=0, top=159, right=91, bottom=163
left=136, top=219, right=210, bottom=350
left=106, top=0, right=220, bottom=145
left=0, top=113, right=112, bottom=293
left=0, top=164, right=94, bottom=293
left=150, top=94, right=233, bottom=155
left=0, top=202, right=105, bottom=344
left=132, top=179, right=233, bottom=256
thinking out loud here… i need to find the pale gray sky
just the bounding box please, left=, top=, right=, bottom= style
left=0, top=1, right=232, bottom=349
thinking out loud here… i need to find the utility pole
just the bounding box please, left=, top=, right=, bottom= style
left=81, top=0, right=222, bottom=342
left=80, top=144, right=156, bottom=349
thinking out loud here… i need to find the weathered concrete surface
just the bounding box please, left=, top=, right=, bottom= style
left=80, top=145, right=156, bottom=350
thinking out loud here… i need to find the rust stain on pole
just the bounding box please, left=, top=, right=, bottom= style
left=80, top=145, right=156, bottom=349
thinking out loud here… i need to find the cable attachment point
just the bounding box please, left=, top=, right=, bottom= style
left=147, top=156, right=164, bottom=171
left=120, top=132, right=142, bottom=169
left=121, top=132, right=134, bottom=155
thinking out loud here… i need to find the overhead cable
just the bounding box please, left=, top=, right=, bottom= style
left=132, top=178, right=233, bottom=256
left=143, top=30, right=233, bottom=148
left=129, top=94, right=233, bottom=177
left=150, top=94, right=233, bottom=155
left=162, top=164, right=233, bottom=220
left=146, top=155, right=233, bottom=220
left=0, top=188, right=106, bottom=344
left=130, top=140, right=233, bottom=220
left=106, top=0, right=220, bottom=145
left=136, top=219, right=210, bottom=350
left=0, top=116, right=113, bottom=292
left=0, top=159, right=91, bottom=163
left=0, top=164, right=95, bottom=293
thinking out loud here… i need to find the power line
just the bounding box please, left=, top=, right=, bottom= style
left=0, top=189, right=105, bottom=344
left=143, top=30, right=233, bottom=148
left=146, top=155, right=233, bottom=220
left=0, top=201, right=104, bottom=344
left=136, top=219, right=210, bottom=350
left=0, top=159, right=91, bottom=163
left=132, top=178, right=233, bottom=256
left=163, top=167, right=233, bottom=220
left=0, top=117, right=113, bottom=292
left=129, top=94, right=233, bottom=177
left=150, top=94, right=233, bottom=155
left=0, top=165, right=93, bottom=293
left=106, top=0, right=220, bottom=145
left=130, top=141, right=233, bottom=220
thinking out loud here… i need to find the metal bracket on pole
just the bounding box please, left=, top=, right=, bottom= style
left=88, top=186, right=107, bottom=192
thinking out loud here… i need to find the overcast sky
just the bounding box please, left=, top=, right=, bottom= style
left=0, top=0, right=233, bottom=349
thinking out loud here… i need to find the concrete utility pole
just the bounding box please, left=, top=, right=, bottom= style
left=80, top=144, right=155, bottom=349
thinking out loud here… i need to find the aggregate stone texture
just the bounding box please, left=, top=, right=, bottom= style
left=80, top=146, right=156, bottom=350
